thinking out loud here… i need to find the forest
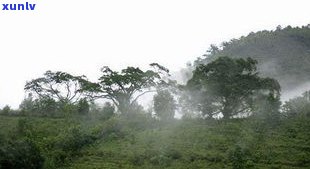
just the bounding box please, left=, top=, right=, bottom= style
left=0, top=25, right=310, bottom=169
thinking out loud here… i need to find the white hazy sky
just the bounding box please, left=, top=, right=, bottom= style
left=0, top=0, right=310, bottom=108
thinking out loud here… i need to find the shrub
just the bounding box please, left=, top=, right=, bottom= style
left=33, top=97, right=59, bottom=116
left=16, top=118, right=34, bottom=137
left=153, top=90, right=176, bottom=121
left=0, top=105, right=11, bottom=115
left=100, top=102, right=115, bottom=120
left=149, top=154, right=171, bottom=167
left=229, top=145, right=253, bottom=169
left=0, top=139, right=44, bottom=169
left=76, top=99, right=90, bottom=115
left=55, top=126, right=95, bottom=153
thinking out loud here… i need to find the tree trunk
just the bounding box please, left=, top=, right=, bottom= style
left=117, top=96, right=131, bottom=114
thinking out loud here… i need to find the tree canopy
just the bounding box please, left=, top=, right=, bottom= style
left=186, top=56, right=281, bottom=119
left=24, top=71, right=90, bottom=104
left=83, top=63, right=169, bottom=114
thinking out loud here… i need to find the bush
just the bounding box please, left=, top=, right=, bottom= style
left=229, top=145, right=253, bottom=169
left=100, top=102, right=115, bottom=120
left=43, top=126, right=97, bottom=167
left=55, top=126, right=95, bottom=153
left=32, top=97, right=59, bottom=116
left=76, top=99, right=90, bottom=115
left=98, top=118, right=124, bottom=139
left=0, top=139, right=44, bottom=169
left=0, top=105, right=11, bottom=115
left=149, top=154, right=172, bottom=167
left=153, top=90, right=176, bottom=120
left=16, top=118, right=34, bottom=137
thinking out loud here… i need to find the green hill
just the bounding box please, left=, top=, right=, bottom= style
left=196, top=25, right=310, bottom=92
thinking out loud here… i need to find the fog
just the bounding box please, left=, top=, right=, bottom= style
left=282, top=82, right=310, bottom=102
left=1, top=0, right=310, bottom=108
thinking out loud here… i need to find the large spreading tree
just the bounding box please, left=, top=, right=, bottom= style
left=186, top=56, right=281, bottom=119
left=24, top=70, right=90, bottom=104
left=83, top=63, right=169, bottom=114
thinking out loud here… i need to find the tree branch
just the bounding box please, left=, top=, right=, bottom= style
left=131, top=90, right=156, bottom=105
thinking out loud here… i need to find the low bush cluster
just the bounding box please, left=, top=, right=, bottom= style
left=0, top=139, right=44, bottom=169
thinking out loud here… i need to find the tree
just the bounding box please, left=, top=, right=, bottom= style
left=186, top=56, right=280, bottom=119
left=76, top=98, right=90, bottom=114
left=0, top=105, right=11, bottom=115
left=83, top=63, right=169, bottom=114
left=19, top=93, right=35, bottom=114
left=31, top=97, right=58, bottom=116
left=24, top=70, right=90, bottom=104
left=153, top=90, right=176, bottom=120
left=207, top=44, right=220, bottom=55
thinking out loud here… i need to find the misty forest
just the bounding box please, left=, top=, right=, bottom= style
left=1, top=26, right=310, bottom=169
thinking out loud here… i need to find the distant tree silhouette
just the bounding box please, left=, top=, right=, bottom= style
left=153, top=90, right=176, bottom=120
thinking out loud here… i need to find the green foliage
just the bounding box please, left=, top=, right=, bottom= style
left=24, top=70, right=90, bottom=103
left=83, top=64, right=169, bottom=114
left=252, top=93, right=282, bottom=126
left=100, top=102, right=115, bottom=120
left=229, top=145, right=253, bottom=169
left=76, top=99, right=90, bottom=115
left=0, top=105, right=11, bottom=115
left=26, top=97, right=59, bottom=116
left=186, top=56, right=281, bottom=119
left=19, top=94, right=35, bottom=114
left=0, top=114, right=309, bottom=169
left=196, top=25, right=310, bottom=91
left=0, top=139, right=44, bottom=169
left=55, top=126, right=96, bottom=153
left=19, top=95, right=92, bottom=117
left=16, top=118, right=34, bottom=137
left=153, top=90, right=176, bottom=120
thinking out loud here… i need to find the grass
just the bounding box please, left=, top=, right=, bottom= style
left=0, top=115, right=309, bottom=169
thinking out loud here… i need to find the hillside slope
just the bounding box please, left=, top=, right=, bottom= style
left=1, top=115, right=310, bottom=169
left=197, top=26, right=310, bottom=93
left=66, top=118, right=310, bottom=169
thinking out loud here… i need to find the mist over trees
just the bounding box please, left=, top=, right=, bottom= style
left=18, top=57, right=283, bottom=120
left=81, top=63, right=170, bottom=114
left=153, top=89, right=176, bottom=120
left=184, top=57, right=281, bottom=119
left=282, top=90, right=310, bottom=117
left=0, top=25, right=310, bottom=169
left=195, top=25, right=310, bottom=92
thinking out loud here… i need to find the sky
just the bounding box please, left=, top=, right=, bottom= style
left=0, top=0, right=310, bottom=108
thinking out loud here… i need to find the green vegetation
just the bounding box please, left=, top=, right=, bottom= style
left=196, top=25, right=310, bottom=91
left=1, top=25, right=310, bottom=168
left=185, top=57, right=280, bottom=119
left=153, top=89, right=176, bottom=120
left=82, top=64, right=169, bottom=114
left=0, top=111, right=309, bottom=169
